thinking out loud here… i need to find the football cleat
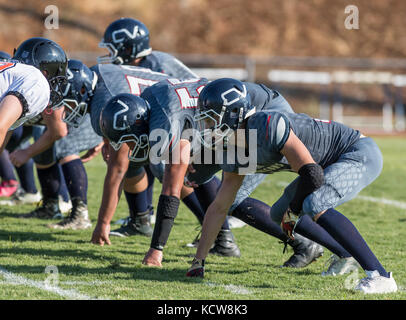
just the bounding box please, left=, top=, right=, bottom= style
left=321, top=254, right=360, bottom=276
left=48, top=198, right=91, bottom=230
left=186, top=257, right=205, bottom=278
left=19, top=197, right=62, bottom=219
left=0, top=180, right=19, bottom=197
left=354, top=270, right=398, bottom=294
left=109, top=209, right=153, bottom=237
left=59, top=195, right=72, bottom=214
left=0, top=188, right=41, bottom=205
left=281, top=234, right=324, bottom=268
left=209, top=229, right=241, bottom=257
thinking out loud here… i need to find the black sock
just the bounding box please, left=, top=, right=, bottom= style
left=15, top=160, right=37, bottom=194
left=36, top=163, right=61, bottom=200
left=182, top=192, right=205, bottom=224
left=144, top=166, right=155, bottom=208
left=295, top=214, right=352, bottom=258
left=0, top=151, right=17, bottom=181
left=124, top=189, right=149, bottom=217
left=317, top=208, right=389, bottom=277
left=58, top=164, right=70, bottom=202
left=232, top=197, right=289, bottom=241
left=61, top=159, right=88, bottom=204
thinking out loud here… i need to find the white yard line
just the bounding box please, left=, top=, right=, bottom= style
left=356, top=195, right=406, bottom=210
left=275, top=181, right=406, bottom=209
left=206, top=282, right=254, bottom=295
left=0, top=266, right=107, bottom=300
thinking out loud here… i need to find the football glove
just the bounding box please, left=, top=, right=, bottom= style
left=281, top=208, right=299, bottom=241
left=186, top=257, right=205, bottom=278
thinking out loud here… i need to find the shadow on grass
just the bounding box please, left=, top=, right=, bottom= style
left=0, top=229, right=58, bottom=242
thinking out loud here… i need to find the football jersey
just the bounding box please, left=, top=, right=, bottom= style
left=242, top=82, right=293, bottom=114
left=221, top=111, right=361, bottom=174
left=139, top=51, right=198, bottom=80
left=90, top=64, right=171, bottom=136
left=141, top=78, right=209, bottom=157
left=0, top=61, right=50, bottom=130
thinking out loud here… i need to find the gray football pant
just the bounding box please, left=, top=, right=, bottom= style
left=271, top=137, right=383, bottom=224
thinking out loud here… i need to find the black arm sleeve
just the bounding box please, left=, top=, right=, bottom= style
left=150, top=194, right=180, bottom=250
left=289, top=163, right=324, bottom=214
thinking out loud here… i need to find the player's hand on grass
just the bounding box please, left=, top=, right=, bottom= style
left=142, top=248, right=163, bottom=267
left=186, top=257, right=205, bottom=278
left=91, top=222, right=111, bottom=246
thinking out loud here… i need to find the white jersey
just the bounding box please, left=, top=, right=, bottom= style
left=0, top=61, right=50, bottom=130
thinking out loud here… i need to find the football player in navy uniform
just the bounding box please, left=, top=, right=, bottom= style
left=94, top=17, right=224, bottom=240
left=186, top=80, right=398, bottom=294
left=99, top=78, right=324, bottom=268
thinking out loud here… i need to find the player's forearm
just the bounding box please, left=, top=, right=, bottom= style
left=97, top=165, right=125, bottom=225
left=23, top=130, right=59, bottom=158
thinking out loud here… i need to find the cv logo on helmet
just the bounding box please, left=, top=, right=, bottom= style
left=112, top=26, right=143, bottom=43
left=221, top=85, right=247, bottom=106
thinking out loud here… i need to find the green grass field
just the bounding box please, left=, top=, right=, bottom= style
left=0, top=136, right=405, bottom=300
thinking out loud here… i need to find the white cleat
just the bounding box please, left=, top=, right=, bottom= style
left=354, top=270, right=398, bottom=294
left=322, top=254, right=360, bottom=276
left=59, top=196, right=72, bottom=214
left=0, top=188, right=42, bottom=206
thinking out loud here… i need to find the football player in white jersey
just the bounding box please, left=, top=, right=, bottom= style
left=0, top=37, right=67, bottom=153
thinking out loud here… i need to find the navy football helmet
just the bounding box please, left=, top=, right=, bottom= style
left=13, top=37, right=68, bottom=108
left=98, top=18, right=152, bottom=65
left=0, top=51, right=11, bottom=61
left=195, top=78, right=253, bottom=148
left=100, top=93, right=150, bottom=164
left=60, top=59, right=98, bottom=127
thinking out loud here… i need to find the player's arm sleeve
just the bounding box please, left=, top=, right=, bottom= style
left=266, top=111, right=291, bottom=152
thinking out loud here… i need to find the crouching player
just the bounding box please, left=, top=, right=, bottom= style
left=98, top=77, right=324, bottom=268
left=186, top=82, right=398, bottom=294
left=0, top=37, right=67, bottom=152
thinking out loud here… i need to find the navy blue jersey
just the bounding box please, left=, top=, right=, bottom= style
left=221, top=111, right=361, bottom=174
left=141, top=78, right=209, bottom=157
left=89, top=64, right=170, bottom=136
left=138, top=51, right=198, bottom=80
left=243, top=82, right=293, bottom=114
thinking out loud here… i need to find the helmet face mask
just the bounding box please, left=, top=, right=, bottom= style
left=195, top=78, right=253, bottom=150
left=97, top=41, right=122, bottom=65
left=61, top=99, right=88, bottom=127
left=49, top=75, right=68, bottom=108
left=194, top=109, right=232, bottom=149
left=59, top=59, right=96, bottom=125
